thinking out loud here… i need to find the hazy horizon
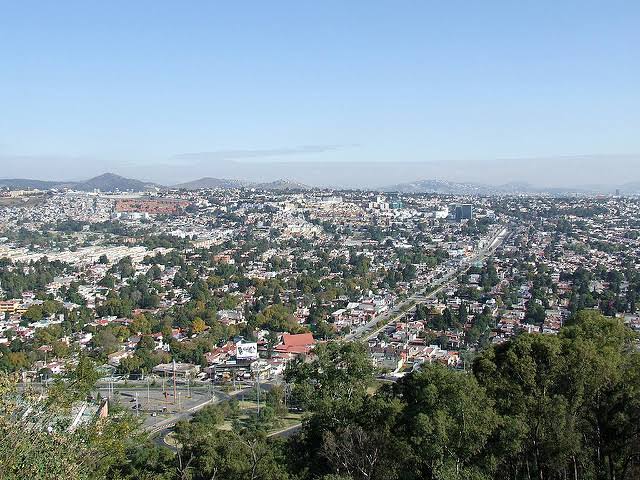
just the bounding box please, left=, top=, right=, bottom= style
left=1, top=153, right=640, bottom=189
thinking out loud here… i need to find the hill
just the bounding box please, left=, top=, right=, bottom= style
left=0, top=178, right=61, bottom=190
left=173, top=177, right=247, bottom=189
left=253, top=179, right=310, bottom=190
left=76, top=173, right=158, bottom=191
left=0, top=173, right=159, bottom=192
left=174, top=177, right=310, bottom=190
left=380, top=179, right=503, bottom=195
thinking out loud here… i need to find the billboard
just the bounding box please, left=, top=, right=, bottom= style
left=236, top=342, right=258, bottom=360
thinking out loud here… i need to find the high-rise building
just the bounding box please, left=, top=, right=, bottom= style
left=388, top=193, right=403, bottom=209
left=455, top=204, right=473, bottom=221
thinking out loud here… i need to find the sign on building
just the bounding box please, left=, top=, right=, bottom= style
left=236, top=342, right=258, bottom=360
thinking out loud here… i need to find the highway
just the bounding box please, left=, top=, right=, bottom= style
left=345, top=225, right=509, bottom=343
left=141, top=225, right=510, bottom=448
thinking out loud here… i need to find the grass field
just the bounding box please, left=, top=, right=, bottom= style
left=217, top=400, right=303, bottom=432
left=163, top=401, right=303, bottom=448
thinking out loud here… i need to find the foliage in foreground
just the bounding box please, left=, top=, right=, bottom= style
left=0, top=356, right=138, bottom=480
left=1, top=311, right=639, bottom=480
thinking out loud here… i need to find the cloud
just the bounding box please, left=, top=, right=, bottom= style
left=169, top=144, right=357, bottom=164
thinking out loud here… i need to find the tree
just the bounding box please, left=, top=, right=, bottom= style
left=457, top=303, right=468, bottom=326
left=473, top=311, right=640, bottom=480
left=441, top=308, right=454, bottom=329
left=320, top=424, right=395, bottom=480
left=0, top=361, right=137, bottom=480
left=131, top=314, right=152, bottom=335
left=173, top=412, right=290, bottom=480
left=118, top=355, right=143, bottom=375
left=394, top=364, right=499, bottom=480
left=22, top=304, right=44, bottom=322
left=191, top=317, right=207, bottom=335
left=255, top=304, right=303, bottom=333
left=91, top=329, right=120, bottom=357
left=98, top=274, right=116, bottom=289
left=265, top=330, right=279, bottom=359
left=525, top=299, right=546, bottom=324
left=265, top=384, right=288, bottom=417
left=285, top=342, right=374, bottom=416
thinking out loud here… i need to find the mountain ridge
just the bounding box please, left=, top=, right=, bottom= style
left=0, top=173, right=158, bottom=192
left=1, top=173, right=639, bottom=194
left=173, top=177, right=310, bottom=190
left=379, top=178, right=640, bottom=195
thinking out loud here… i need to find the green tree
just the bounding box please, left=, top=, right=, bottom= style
left=394, top=364, right=499, bottom=480
left=0, top=362, right=137, bottom=480
left=285, top=342, right=374, bottom=416
left=473, top=311, right=640, bottom=480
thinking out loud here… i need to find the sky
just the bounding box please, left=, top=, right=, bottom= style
left=1, top=1, right=639, bottom=186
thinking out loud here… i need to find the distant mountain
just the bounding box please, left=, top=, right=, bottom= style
left=77, top=173, right=158, bottom=191
left=2, top=171, right=638, bottom=195
left=380, top=179, right=502, bottom=195
left=495, top=181, right=536, bottom=193
left=0, top=178, right=60, bottom=190
left=174, top=177, right=248, bottom=189
left=381, top=178, right=640, bottom=196
left=0, top=173, right=159, bottom=192
left=253, top=179, right=310, bottom=190
left=174, top=177, right=310, bottom=191
left=619, top=181, right=640, bottom=194
left=0, top=172, right=311, bottom=192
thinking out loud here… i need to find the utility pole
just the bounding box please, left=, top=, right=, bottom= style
left=172, top=360, right=177, bottom=405
left=283, top=382, right=288, bottom=411
left=256, top=375, right=260, bottom=416
left=135, top=392, right=139, bottom=417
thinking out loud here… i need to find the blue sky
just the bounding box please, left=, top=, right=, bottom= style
left=1, top=1, right=639, bottom=184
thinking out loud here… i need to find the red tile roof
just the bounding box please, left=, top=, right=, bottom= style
left=275, top=333, right=315, bottom=355
left=282, top=333, right=314, bottom=347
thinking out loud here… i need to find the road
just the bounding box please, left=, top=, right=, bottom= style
left=148, top=384, right=291, bottom=449
left=268, top=423, right=302, bottom=439
left=142, top=225, right=509, bottom=448
left=345, top=226, right=509, bottom=342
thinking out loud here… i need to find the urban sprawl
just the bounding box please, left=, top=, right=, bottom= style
left=1, top=185, right=640, bottom=478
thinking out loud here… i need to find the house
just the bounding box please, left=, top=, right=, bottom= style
left=107, top=350, right=133, bottom=366
left=218, top=310, right=245, bottom=325
left=205, top=342, right=236, bottom=364
left=274, top=333, right=316, bottom=356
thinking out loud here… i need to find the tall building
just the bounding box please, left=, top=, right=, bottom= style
left=455, top=204, right=473, bottom=221
left=388, top=193, right=403, bottom=209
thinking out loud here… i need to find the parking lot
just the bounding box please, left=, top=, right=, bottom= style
left=96, top=378, right=216, bottom=429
